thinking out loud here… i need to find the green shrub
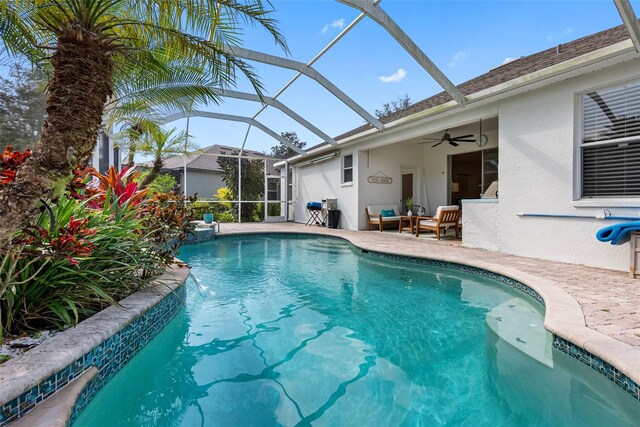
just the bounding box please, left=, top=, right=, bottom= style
left=147, top=173, right=177, bottom=194
left=216, top=211, right=236, bottom=223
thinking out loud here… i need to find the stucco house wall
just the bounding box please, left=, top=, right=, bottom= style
left=357, top=143, right=425, bottom=229
left=182, top=170, right=225, bottom=199
left=497, top=60, right=640, bottom=271
left=288, top=26, right=640, bottom=272
left=294, top=150, right=359, bottom=230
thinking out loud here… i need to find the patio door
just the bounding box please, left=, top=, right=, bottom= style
left=449, top=148, right=498, bottom=205
left=264, top=174, right=286, bottom=222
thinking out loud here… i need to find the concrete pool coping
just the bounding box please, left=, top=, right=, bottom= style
left=210, top=222, right=640, bottom=395
left=0, top=264, right=189, bottom=425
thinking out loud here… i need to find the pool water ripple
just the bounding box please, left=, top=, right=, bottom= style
left=74, top=236, right=640, bottom=426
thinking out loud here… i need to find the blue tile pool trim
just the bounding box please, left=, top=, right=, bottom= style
left=553, top=336, right=640, bottom=401
left=182, top=228, right=216, bottom=245
left=184, top=231, right=640, bottom=402
left=0, top=285, right=185, bottom=426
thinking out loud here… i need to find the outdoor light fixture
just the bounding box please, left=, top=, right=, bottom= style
left=295, top=152, right=340, bottom=167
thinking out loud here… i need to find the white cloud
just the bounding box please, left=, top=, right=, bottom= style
left=321, top=18, right=345, bottom=35
left=448, top=50, right=469, bottom=68
left=379, top=68, right=407, bottom=83
left=501, top=57, right=519, bottom=65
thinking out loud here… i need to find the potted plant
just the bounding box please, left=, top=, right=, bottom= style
left=404, top=197, right=414, bottom=216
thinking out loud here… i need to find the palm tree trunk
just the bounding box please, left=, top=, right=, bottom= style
left=0, top=29, right=113, bottom=245
left=140, top=158, right=163, bottom=189
left=126, top=142, right=136, bottom=169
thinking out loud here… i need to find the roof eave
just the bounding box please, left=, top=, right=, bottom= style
left=286, top=39, right=638, bottom=165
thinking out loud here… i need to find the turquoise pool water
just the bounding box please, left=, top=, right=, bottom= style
left=74, top=236, right=639, bottom=426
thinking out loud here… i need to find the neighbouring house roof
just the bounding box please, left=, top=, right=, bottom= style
left=149, top=144, right=276, bottom=174
left=301, top=23, right=636, bottom=154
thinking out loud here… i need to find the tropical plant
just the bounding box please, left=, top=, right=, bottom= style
left=86, top=166, right=147, bottom=209
left=0, top=0, right=288, bottom=246
left=147, top=173, right=177, bottom=194
left=138, top=127, right=196, bottom=188
left=2, top=195, right=161, bottom=333
left=138, top=193, right=196, bottom=264
left=404, top=197, right=414, bottom=213
left=115, top=118, right=163, bottom=169
left=215, top=187, right=234, bottom=211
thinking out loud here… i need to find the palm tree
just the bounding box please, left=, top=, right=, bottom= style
left=0, top=0, right=287, bottom=245
left=138, top=127, right=197, bottom=189
left=115, top=117, right=162, bottom=170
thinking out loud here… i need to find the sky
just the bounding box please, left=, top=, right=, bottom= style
left=170, top=0, right=640, bottom=155
left=1, top=1, right=638, bottom=156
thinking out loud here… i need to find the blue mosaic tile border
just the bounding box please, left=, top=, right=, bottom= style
left=0, top=285, right=186, bottom=426
left=190, top=231, right=640, bottom=402
left=182, top=228, right=217, bottom=245
left=361, top=248, right=546, bottom=306
left=553, top=336, right=640, bottom=401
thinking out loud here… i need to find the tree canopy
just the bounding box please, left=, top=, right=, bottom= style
left=270, top=131, right=307, bottom=159
left=375, top=94, right=411, bottom=119
left=0, top=62, right=45, bottom=151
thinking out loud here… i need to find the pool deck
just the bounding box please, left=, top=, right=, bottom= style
left=214, top=222, right=640, bottom=386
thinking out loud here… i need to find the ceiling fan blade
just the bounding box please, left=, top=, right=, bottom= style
left=431, top=140, right=444, bottom=148
left=453, top=134, right=474, bottom=139
left=449, top=141, right=459, bottom=147
left=451, top=138, right=477, bottom=143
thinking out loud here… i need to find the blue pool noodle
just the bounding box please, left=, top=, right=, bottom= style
left=596, top=221, right=640, bottom=245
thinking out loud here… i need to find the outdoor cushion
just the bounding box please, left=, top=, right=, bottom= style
left=434, top=205, right=460, bottom=219
left=368, top=216, right=401, bottom=223
left=381, top=209, right=396, bottom=217
left=366, top=204, right=400, bottom=216
left=421, top=220, right=457, bottom=227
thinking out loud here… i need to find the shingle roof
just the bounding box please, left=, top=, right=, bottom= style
left=160, top=144, right=273, bottom=172
left=325, top=23, right=634, bottom=146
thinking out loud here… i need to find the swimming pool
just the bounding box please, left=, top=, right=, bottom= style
left=73, top=235, right=639, bottom=426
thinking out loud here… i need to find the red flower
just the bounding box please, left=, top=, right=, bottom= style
left=16, top=216, right=97, bottom=265
left=0, top=146, right=32, bottom=184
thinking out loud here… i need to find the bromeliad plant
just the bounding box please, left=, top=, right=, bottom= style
left=0, top=166, right=195, bottom=336
left=87, top=166, right=147, bottom=209
left=2, top=194, right=161, bottom=333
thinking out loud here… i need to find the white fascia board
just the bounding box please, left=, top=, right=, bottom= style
left=388, top=40, right=637, bottom=129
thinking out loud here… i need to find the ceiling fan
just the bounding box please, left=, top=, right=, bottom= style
left=418, top=129, right=477, bottom=148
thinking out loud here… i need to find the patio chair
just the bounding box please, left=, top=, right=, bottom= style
left=415, top=205, right=461, bottom=239
left=365, top=204, right=401, bottom=231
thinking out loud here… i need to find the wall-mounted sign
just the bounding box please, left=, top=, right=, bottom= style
left=367, top=171, right=392, bottom=184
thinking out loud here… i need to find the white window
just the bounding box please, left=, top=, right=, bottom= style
left=581, top=79, right=640, bottom=198
left=342, top=153, right=353, bottom=183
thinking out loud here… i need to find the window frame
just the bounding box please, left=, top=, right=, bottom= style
left=577, top=78, right=640, bottom=200
left=342, top=152, right=354, bottom=184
